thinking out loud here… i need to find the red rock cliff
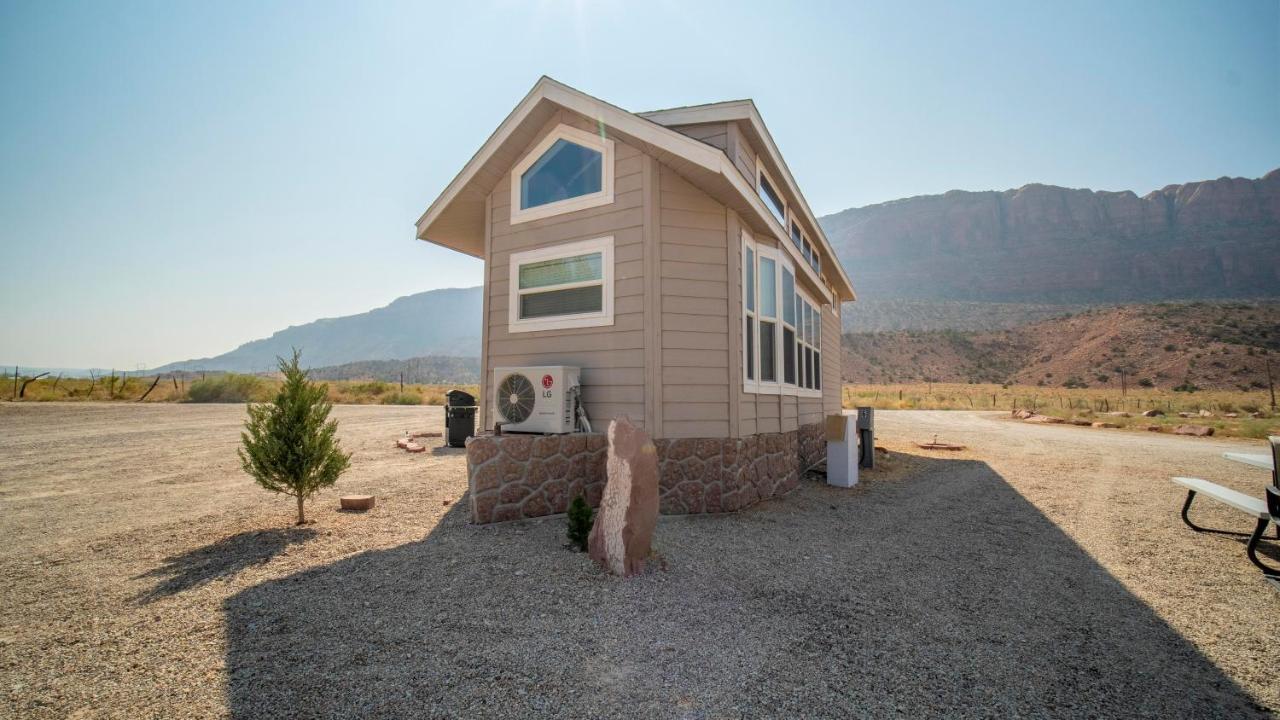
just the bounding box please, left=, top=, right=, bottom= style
left=821, top=170, right=1280, bottom=303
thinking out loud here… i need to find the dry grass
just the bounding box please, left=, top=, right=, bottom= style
left=843, top=382, right=1280, bottom=439
left=4, top=374, right=479, bottom=407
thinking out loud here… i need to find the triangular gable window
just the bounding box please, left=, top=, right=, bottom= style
left=510, top=124, right=614, bottom=224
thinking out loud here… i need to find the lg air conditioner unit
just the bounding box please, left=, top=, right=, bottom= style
left=492, top=366, right=581, bottom=434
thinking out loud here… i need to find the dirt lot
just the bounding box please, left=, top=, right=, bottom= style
left=1, top=404, right=1277, bottom=718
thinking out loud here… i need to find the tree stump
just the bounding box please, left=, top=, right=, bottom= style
left=340, top=495, right=376, bottom=511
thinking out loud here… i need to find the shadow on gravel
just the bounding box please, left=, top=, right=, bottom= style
left=223, top=456, right=1272, bottom=718
left=135, top=527, right=316, bottom=603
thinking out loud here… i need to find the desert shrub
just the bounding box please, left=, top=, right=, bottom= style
left=1164, top=344, right=1177, bottom=352
left=381, top=391, right=423, bottom=405
left=566, top=495, right=594, bottom=552
left=1062, top=377, right=1088, bottom=389
left=187, top=374, right=266, bottom=403
left=1095, top=374, right=1110, bottom=383
left=1138, top=378, right=1155, bottom=388
left=1173, top=381, right=1201, bottom=393
left=348, top=380, right=390, bottom=396
left=239, top=351, right=350, bottom=525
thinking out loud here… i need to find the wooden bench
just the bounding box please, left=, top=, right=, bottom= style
left=1173, top=476, right=1279, bottom=577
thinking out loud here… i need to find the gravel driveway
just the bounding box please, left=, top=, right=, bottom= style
left=1, top=404, right=1276, bottom=718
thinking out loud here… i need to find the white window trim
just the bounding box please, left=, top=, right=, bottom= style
left=794, top=285, right=823, bottom=398
left=743, top=231, right=825, bottom=398
left=508, top=236, right=614, bottom=333
left=509, top=123, right=615, bottom=225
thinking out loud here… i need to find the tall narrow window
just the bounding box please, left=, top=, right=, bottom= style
left=744, top=244, right=755, bottom=382
left=758, top=170, right=786, bottom=226
left=782, top=267, right=796, bottom=385
left=758, top=256, right=777, bottom=382
left=510, top=124, right=614, bottom=224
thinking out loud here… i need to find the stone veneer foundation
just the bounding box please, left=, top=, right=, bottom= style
left=465, top=422, right=825, bottom=524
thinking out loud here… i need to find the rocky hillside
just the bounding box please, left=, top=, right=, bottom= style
left=842, top=301, right=1280, bottom=391
left=154, top=287, right=482, bottom=373
left=823, top=170, right=1280, bottom=307
left=307, top=355, right=479, bottom=384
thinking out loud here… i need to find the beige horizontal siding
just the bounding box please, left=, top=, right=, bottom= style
left=823, top=305, right=841, bottom=416
left=664, top=420, right=730, bottom=437
left=657, top=163, right=731, bottom=439
left=667, top=122, right=729, bottom=152
left=485, top=110, right=648, bottom=430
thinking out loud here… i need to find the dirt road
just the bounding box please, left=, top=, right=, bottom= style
left=0, top=404, right=1276, bottom=718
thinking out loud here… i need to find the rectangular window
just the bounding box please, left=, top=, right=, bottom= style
left=759, top=257, right=776, bottom=318
left=790, top=221, right=803, bottom=250
left=758, top=172, right=786, bottom=226
left=783, top=327, right=796, bottom=384
left=792, top=291, right=822, bottom=392
left=508, top=236, right=613, bottom=333
left=759, top=321, right=776, bottom=382
left=743, top=232, right=815, bottom=397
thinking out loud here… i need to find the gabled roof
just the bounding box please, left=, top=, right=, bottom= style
left=416, top=77, right=855, bottom=302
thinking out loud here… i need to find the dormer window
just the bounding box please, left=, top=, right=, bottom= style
left=510, top=124, right=614, bottom=225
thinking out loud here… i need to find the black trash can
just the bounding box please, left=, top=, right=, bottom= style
left=444, top=390, right=477, bottom=448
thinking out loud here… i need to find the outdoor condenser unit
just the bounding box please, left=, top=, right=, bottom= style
left=856, top=406, right=875, bottom=469
left=492, top=366, right=581, bottom=434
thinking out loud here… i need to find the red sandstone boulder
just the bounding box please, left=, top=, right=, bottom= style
left=588, top=417, right=659, bottom=577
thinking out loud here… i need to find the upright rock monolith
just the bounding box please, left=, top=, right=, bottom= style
left=588, top=416, right=659, bottom=577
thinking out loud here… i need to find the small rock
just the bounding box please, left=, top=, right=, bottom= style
left=1142, top=409, right=1164, bottom=417
left=1069, top=419, right=1092, bottom=426
left=1178, top=412, right=1193, bottom=418
left=1012, top=409, right=1035, bottom=419
left=1173, top=424, right=1214, bottom=437
left=1224, top=413, right=1238, bottom=418
left=1023, top=414, right=1064, bottom=424
left=404, top=442, right=426, bottom=453
left=1198, top=409, right=1213, bottom=418
left=1091, top=422, right=1120, bottom=428
left=1143, top=425, right=1162, bottom=432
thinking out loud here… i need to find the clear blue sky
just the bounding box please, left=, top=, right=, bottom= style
left=2, top=0, right=1276, bottom=369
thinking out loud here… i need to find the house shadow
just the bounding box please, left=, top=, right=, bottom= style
left=134, top=527, right=316, bottom=604
left=222, top=455, right=1272, bottom=718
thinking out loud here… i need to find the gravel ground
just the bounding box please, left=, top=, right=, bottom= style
left=1, top=404, right=1277, bottom=718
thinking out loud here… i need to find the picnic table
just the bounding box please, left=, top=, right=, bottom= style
left=1171, top=438, right=1279, bottom=578
left=1223, top=452, right=1275, bottom=473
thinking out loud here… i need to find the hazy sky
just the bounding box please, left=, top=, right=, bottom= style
left=2, top=0, right=1276, bottom=369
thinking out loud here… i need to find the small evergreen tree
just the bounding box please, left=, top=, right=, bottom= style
left=566, top=495, right=594, bottom=552
left=238, top=350, right=351, bottom=525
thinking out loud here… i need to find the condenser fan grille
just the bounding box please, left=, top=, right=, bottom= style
left=497, top=373, right=536, bottom=424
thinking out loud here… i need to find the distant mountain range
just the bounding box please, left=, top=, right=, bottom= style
left=822, top=169, right=1280, bottom=329
left=153, top=286, right=482, bottom=373
left=147, top=170, right=1279, bottom=381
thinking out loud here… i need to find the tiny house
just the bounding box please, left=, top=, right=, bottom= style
left=416, top=77, right=857, bottom=522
